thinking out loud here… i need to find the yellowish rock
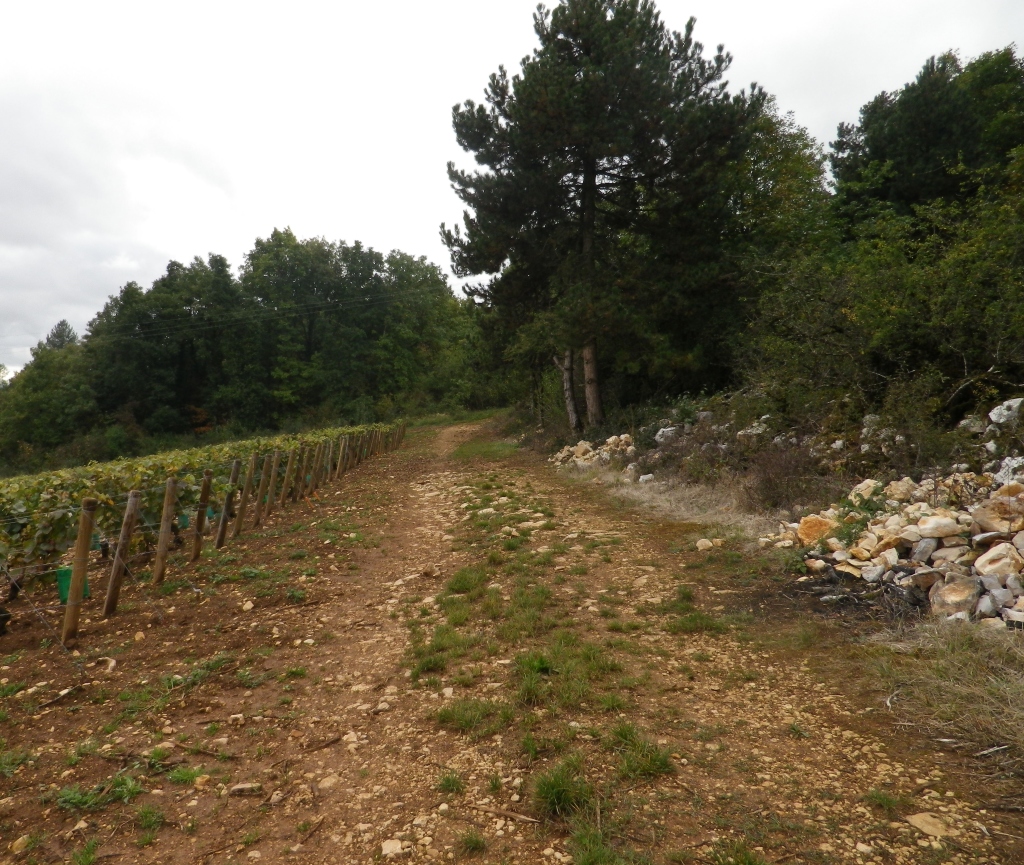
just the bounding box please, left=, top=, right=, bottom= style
left=974, top=542, right=1024, bottom=577
left=973, top=495, right=1024, bottom=533
left=917, top=515, right=960, bottom=538
left=929, top=578, right=981, bottom=616
left=869, top=536, right=901, bottom=557
left=797, top=515, right=839, bottom=545
left=899, top=526, right=923, bottom=544
left=905, top=812, right=958, bottom=837
left=884, top=477, right=918, bottom=501
left=849, top=479, right=881, bottom=504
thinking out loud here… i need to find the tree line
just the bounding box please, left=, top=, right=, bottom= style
left=445, top=0, right=1024, bottom=451
left=0, top=230, right=499, bottom=472
left=6, top=0, right=1024, bottom=471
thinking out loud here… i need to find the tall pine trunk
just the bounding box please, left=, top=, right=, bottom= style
left=553, top=349, right=582, bottom=435
left=582, top=342, right=603, bottom=426
left=580, top=156, right=603, bottom=427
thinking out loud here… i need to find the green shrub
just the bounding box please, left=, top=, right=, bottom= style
left=608, top=723, right=674, bottom=779
left=136, top=805, right=165, bottom=830
left=458, top=829, right=487, bottom=854
left=437, top=771, right=465, bottom=794
left=437, top=699, right=510, bottom=734
left=666, top=612, right=726, bottom=635
left=447, top=565, right=488, bottom=594
left=533, top=756, right=592, bottom=819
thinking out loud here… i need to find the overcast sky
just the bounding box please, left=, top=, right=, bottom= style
left=1, top=0, right=1021, bottom=370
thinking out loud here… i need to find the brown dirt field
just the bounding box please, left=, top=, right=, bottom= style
left=0, top=421, right=1021, bottom=865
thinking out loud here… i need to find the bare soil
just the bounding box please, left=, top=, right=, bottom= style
left=0, top=422, right=1021, bottom=865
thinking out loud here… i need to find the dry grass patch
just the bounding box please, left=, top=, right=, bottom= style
left=873, top=621, right=1024, bottom=764
left=569, top=466, right=774, bottom=537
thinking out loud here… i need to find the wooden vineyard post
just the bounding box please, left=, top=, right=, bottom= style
left=264, top=450, right=281, bottom=518
left=152, top=477, right=178, bottom=585
left=232, top=453, right=257, bottom=539
left=61, top=498, right=98, bottom=645
left=215, top=460, right=241, bottom=548
left=280, top=448, right=297, bottom=507
left=337, top=436, right=348, bottom=478
left=309, top=443, right=323, bottom=494
left=304, top=444, right=316, bottom=496
left=104, top=490, right=141, bottom=616
left=252, top=452, right=273, bottom=527
left=316, top=442, right=327, bottom=490
left=295, top=447, right=311, bottom=500
left=190, top=470, right=213, bottom=563
left=313, top=442, right=324, bottom=491
left=290, top=447, right=305, bottom=501
left=324, top=439, right=333, bottom=487
left=304, top=445, right=316, bottom=495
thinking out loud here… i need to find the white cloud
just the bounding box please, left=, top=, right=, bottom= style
left=0, top=0, right=1020, bottom=366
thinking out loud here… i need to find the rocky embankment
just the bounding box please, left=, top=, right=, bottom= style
left=550, top=434, right=638, bottom=471
left=764, top=473, right=1024, bottom=627
left=548, top=397, right=1024, bottom=626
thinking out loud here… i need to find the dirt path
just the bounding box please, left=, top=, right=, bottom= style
left=0, top=423, right=1021, bottom=865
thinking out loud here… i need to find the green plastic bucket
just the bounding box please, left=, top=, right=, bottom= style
left=179, top=513, right=190, bottom=529
left=57, top=566, right=90, bottom=605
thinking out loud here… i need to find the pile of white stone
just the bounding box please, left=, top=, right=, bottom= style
left=763, top=471, right=1024, bottom=627
left=550, top=434, right=636, bottom=471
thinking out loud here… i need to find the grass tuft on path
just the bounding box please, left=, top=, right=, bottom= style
left=533, top=755, right=593, bottom=819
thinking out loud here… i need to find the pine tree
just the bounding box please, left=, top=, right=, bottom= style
left=443, top=0, right=759, bottom=425
left=44, top=319, right=78, bottom=349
